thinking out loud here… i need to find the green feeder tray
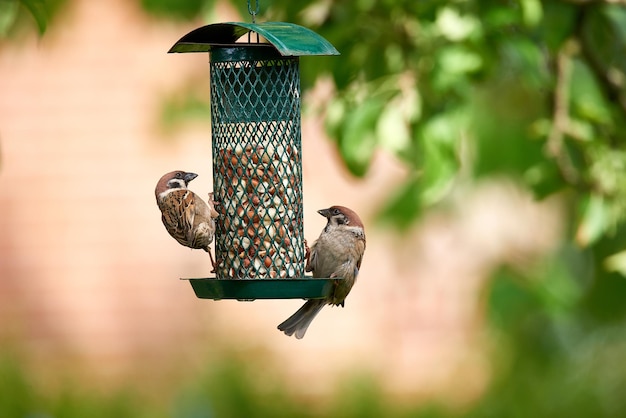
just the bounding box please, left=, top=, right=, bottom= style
left=169, top=21, right=339, bottom=301
left=184, top=277, right=343, bottom=301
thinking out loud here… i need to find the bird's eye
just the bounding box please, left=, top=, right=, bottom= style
left=332, top=208, right=341, bottom=215
left=175, top=172, right=183, bottom=179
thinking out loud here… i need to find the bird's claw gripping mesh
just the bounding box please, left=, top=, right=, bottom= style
left=210, top=46, right=305, bottom=279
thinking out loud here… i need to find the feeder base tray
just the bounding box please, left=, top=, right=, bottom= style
left=183, top=278, right=341, bottom=301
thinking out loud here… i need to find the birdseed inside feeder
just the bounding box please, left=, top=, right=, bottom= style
left=168, top=20, right=339, bottom=300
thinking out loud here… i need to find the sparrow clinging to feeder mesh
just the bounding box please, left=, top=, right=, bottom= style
left=155, top=170, right=219, bottom=272
left=278, top=206, right=366, bottom=339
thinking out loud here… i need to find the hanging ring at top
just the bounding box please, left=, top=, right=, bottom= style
left=247, top=0, right=260, bottom=23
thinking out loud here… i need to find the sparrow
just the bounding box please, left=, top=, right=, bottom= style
left=155, top=170, right=219, bottom=271
left=278, top=206, right=366, bottom=339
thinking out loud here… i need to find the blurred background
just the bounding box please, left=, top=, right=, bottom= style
left=2, top=0, right=626, bottom=416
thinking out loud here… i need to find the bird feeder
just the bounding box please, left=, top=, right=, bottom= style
left=168, top=15, right=339, bottom=300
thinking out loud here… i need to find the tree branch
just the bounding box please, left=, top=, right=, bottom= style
left=545, top=39, right=581, bottom=185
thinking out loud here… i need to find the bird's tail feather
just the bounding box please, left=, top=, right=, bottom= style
left=277, top=300, right=326, bottom=339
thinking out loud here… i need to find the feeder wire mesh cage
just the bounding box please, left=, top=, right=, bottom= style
left=211, top=47, right=304, bottom=280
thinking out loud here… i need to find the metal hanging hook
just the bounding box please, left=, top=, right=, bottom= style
left=247, top=0, right=260, bottom=23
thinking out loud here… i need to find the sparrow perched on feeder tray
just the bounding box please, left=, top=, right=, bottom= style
left=278, top=206, right=366, bottom=339
left=155, top=170, right=219, bottom=272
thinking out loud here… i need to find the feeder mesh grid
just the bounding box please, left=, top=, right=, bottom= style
left=210, top=55, right=305, bottom=279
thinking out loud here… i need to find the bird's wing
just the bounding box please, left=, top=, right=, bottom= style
left=356, top=236, right=365, bottom=270
left=160, top=190, right=195, bottom=246
left=180, top=191, right=197, bottom=244
left=352, top=229, right=365, bottom=273
left=190, top=194, right=216, bottom=248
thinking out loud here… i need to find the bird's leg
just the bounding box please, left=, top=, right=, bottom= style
left=304, top=239, right=310, bottom=261
left=208, top=192, right=220, bottom=207
left=304, top=239, right=312, bottom=272
left=208, top=192, right=220, bottom=219
left=208, top=248, right=217, bottom=273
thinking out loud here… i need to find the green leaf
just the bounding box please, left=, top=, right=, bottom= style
left=0, top=0, right=50, bottom=36
left=20, top=0, right=48, bottom=35
left=416, top=112, right=460, bottom=204
left=523, top=160, right=563, bottom=200
left=434, top=45, right=483, bottom=90
left=483, top=6, right=521, bottom=31
left=376, top=86, right=422, bottom=156
left=604, top=250, right=626, bottom=277
left=566, top=117, right=595, bottom=141
left=376, top=104, right=410, bottom=154
left=540, top=1, right=577, bottom=53
left=576, top=194, right=609, bottom=247
left=0, top=0, right=19, bottom=37
left=436, top=6, right=480, bottom=41
left=570, top=60, right=612, bottom=125
left=520, top=0, right=542, bottom=27
left=337, top=99, right=383, bottom=177
left=420, top=141, right=456, bottom=205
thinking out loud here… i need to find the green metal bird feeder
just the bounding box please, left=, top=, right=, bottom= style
left=168, top=10, right=339, bottom=301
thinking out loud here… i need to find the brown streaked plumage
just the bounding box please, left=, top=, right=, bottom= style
left=155, top=170, right=219, bottom=271
left=278, top=205, right=366, bottom=339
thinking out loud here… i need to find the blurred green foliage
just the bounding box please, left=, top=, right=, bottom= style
left=3, top=339, right=626, bottom=417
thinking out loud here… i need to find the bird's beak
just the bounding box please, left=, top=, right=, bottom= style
left=317, top=208, right=331, bottom=218
left=183, top=172, right=198, bottom=184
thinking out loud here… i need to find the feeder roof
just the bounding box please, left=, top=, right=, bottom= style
left=168, top=22, right=339, bottom=56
